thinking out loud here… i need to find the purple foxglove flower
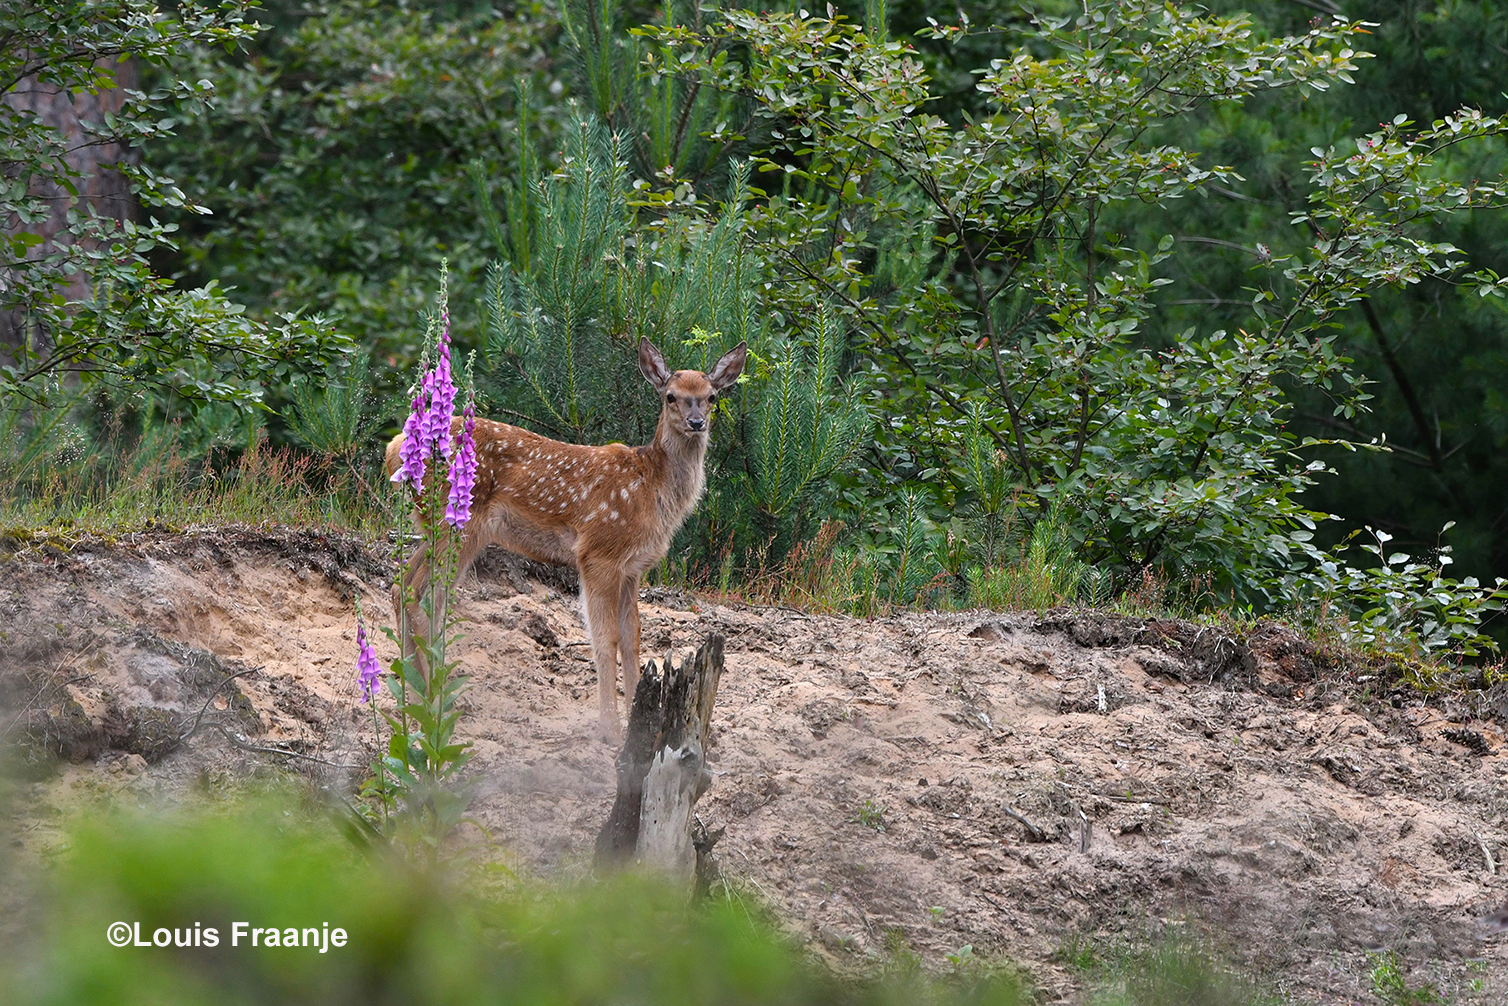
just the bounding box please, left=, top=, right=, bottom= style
left=392, top=394, right=428, bottom=487
left=416, top=369, right=438, bottom=458
left=392, top=296, right=460, bottom=488
left=356, top=617, right=381, bottom=703
left=445, top=406, right=477, bottom=528
left=427, top=349, right=457, bottom=461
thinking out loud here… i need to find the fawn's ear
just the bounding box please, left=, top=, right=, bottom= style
left=708, top=341, right=747, bottom=391
left=639, top=338, right=671, bottom=391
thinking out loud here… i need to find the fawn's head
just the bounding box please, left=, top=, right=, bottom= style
left=639, top=338, right=747, bottom=440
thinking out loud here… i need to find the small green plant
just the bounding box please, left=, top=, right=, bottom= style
left=945, top=944, right=976, bottom=974
left=959, top=403, right=1017, bottom=570
left=742, top=310, right=869, bottom=553
left=1466, top=958, right=1487, bottom=993
left=881, top=928, right=923, bottom=985
left=851, top=799, right=887, bottom=833
left=1367, top=950, right=1446, bottom=1005
left=285, top=350, right=394, bottom=520
left=285, top=351, right=369, bottom=458
left=969, top=503, right=1113, bottom=612
left=1055, top=932, right=1099, bottom=972
left=884, top=491, right=937, bottom=607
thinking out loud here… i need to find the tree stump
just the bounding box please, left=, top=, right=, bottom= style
left=595, top=633, right=724, bottom=884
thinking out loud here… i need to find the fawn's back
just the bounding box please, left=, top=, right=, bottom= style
left=385, top=415, right=706, bottom=575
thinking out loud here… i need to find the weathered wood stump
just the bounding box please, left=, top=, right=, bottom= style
left=594, top=633, right=724, bottom=884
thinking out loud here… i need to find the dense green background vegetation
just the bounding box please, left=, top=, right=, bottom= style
left=4, top=0, right=1507, bottom=652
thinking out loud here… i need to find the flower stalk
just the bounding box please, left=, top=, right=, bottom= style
left=356, top=262, right=478, bottom=857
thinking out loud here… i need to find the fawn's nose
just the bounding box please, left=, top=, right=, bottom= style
left=687, top=416, right=706, bottom=432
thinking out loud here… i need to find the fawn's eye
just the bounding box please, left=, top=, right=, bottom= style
left=666, top=393, right=676, bottom=403
left=707, top=393, right=718, bottom=404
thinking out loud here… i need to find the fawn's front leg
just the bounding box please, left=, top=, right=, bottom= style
left=580, top=559, right=625, bottom=742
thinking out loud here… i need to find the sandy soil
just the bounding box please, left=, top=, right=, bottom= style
left=2, top=528, right=1505, bottom=1004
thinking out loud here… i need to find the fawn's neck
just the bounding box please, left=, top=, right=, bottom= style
left=643, top=411, right=709, bottom=521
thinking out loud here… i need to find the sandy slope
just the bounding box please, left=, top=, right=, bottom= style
left=2, top=528, right=1505, bottom=1003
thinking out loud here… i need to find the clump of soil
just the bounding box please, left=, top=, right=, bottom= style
left=2, top=529, right=1505, bottom=1003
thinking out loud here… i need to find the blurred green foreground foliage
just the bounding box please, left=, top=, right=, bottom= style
left=0, top=799, right=1028, bottom=1006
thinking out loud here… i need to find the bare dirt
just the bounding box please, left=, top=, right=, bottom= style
left=2, top=528, right=1506, bottom=1004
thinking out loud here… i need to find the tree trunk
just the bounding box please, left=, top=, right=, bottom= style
left=595, top=633, right=724, bottom=886
left=2, top=59, right=138, bottom=353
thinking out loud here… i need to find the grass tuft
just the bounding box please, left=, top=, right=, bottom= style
left=2, top=405, right=390, bottom=541
left=1082, top=932, right=1278, bottom=1006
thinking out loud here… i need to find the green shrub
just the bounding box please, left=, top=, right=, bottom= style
left=1283, top=525, right=1508, bottom=658
left=649, top=4, right=1508, bottom=616
left=148, top=0, right=566, bottom=370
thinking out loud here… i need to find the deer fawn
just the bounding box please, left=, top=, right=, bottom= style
left=384, top=337, right=747, bottom=740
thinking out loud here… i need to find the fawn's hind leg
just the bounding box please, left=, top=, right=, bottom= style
left=617, top=573, right=641, bottom=715
left=393, top=543, right=432, bottom=670
left=392, top=526, right=487, bottom=678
